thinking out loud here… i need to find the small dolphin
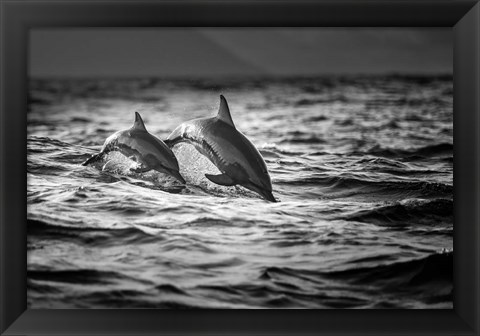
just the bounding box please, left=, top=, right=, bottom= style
left=165, top=95, right=276, bottom=202
left=82, top=112, right=186, bottom=184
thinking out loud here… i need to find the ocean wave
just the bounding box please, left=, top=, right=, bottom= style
left=258, top=251, right=452, bottom=307
left=303, top=115, right=328, bottom=122
left=27, top=218, right=159, bottom=246
left=294, top=95, right=348, bottom=106
left=345, top=199, right=453, bottom=226
left=258, top=144, right=305, bottom=156
left=352, top=156, right=409, bottom=169
left=278, top=174, right=452, bottom=199
left=360, top=143, right=453, bottom=159
left=353, top=158, right=441, bottom=177
left=28, top=269, right=122, bottom=285
left=28, top=136, right=77, bottom=149
left=279, top=135, right=327, bottom=144
left=326, top=251, right=452, bottom=291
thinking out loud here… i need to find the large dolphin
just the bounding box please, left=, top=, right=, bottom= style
left=82, top=112, right=186, bottom=184
left=165, top=95, right=276, bottom=202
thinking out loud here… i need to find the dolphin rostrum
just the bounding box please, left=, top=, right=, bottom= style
left=82, top=112, right=186, bottom=184
left=165, top=95, right=276, bottom=202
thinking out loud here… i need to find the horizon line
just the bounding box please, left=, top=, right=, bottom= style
left=28, top=72, right=454, bottom=81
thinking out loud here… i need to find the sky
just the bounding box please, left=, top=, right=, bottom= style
left=29, top=28, right=452, bottom=78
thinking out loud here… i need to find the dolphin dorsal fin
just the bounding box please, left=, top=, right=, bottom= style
left=133, top=112, right=147, bottom=131
left=216, top=95, right=235, bottom=128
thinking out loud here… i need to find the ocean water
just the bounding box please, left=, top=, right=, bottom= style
left=27, top=75, right=453, bottom=309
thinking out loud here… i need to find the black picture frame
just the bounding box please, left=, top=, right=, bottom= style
left=1, top=0, right=479, bottom=335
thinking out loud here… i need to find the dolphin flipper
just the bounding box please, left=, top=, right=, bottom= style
left=205, top=173, right=236, bottom=186
left=82, top=152, right=104, bottom=166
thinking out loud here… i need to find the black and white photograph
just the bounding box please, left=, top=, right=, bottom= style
left=27, top=28, right=453, bottom=309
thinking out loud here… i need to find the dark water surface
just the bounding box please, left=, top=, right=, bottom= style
left=27, top=75, right=453, bottom=308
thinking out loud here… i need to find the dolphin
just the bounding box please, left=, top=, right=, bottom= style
left=82, top=112, right=186, bottom=184
left=165, top=95, right=276, bottom=202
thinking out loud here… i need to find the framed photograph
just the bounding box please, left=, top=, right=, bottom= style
left=1, top=0, right=479, bottom=335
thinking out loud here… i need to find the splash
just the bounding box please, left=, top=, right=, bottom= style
left=95, top=152, right=179, bottom=187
